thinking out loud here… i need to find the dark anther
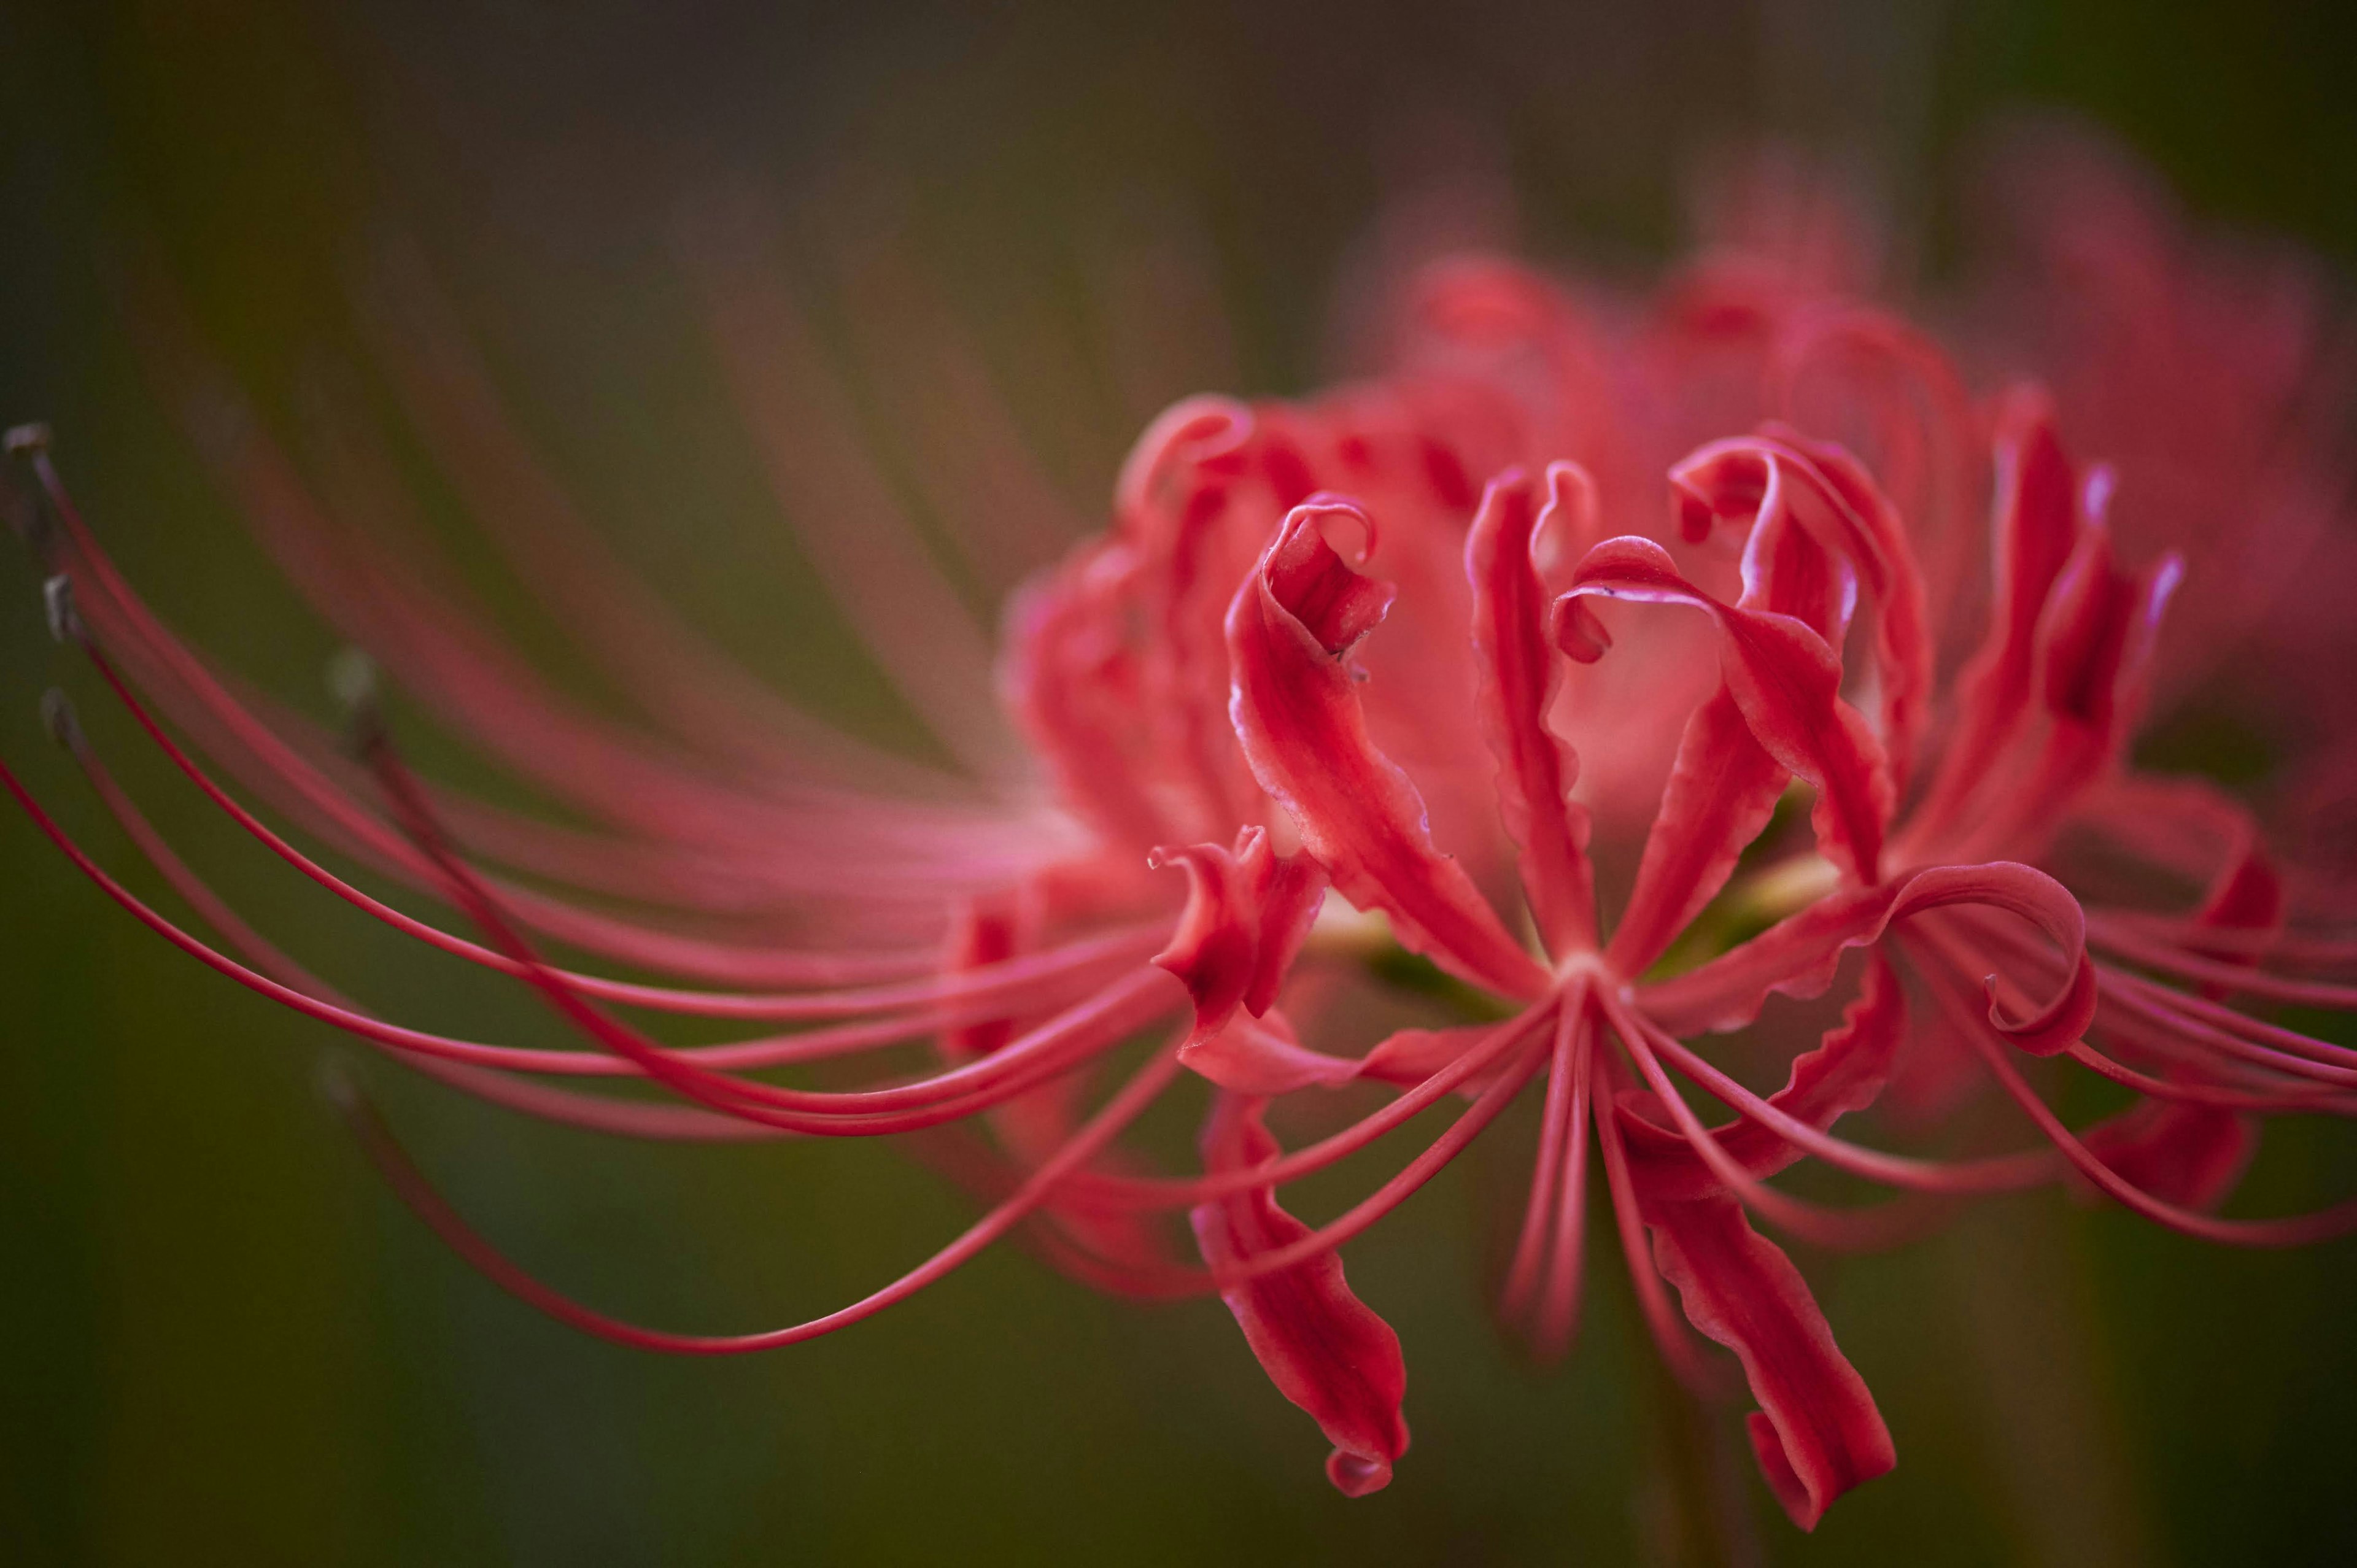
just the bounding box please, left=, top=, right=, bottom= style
left=327, top=647, right=388, bottom=757
left=43, top=574, right=87, bottom=646
left=39, top=687, right=84, bottom=752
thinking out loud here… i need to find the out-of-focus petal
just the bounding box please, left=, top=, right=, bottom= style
left=2081, top=1100, right=2258, bottom=1212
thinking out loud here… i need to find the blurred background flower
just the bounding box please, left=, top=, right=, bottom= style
left=2, top=1, right=2355, bottom=1563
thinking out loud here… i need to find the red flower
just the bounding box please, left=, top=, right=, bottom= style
left=4, top=128, right=2354, bottom=1529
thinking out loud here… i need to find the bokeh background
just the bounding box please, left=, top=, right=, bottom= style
left=4, top=1, right=2356, bottom=1563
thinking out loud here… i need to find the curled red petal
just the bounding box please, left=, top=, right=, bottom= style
left=1151, top=827, right=1331, bottom=1076
left=1643, top=861, right=2094, bottom=1056
left=1228, top=500, right=1548, bottom=1000
left=1190, top=1094, right=1411, bottom=1496
left=1466, top=465, right=1598, bottom=957
left=1671, top=433, right=1934, bottom=791
left=1638, top=1193, right=1895, bottom=1529
left=1149, top=835, right=1258, bottom=1035
left=1606, top=685, right=1789, bottom=976
left=1568, top=536, right=1893, bottom=888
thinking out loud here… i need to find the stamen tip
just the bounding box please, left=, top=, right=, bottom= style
left=39, top=687, right=83, bottom=751
left=4, top=423, right=52, bottom=457
left=42, top=574, right=87, bottom=646
left=326, top=647, right=385, bottom=751
left=313, top=1052, right=365, bottom=1116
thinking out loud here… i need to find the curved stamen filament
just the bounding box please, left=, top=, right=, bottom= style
left=85, top=641, right=1159, bottom=1016
left=1601, top=986, right=1995, bottom=1252
left=1590, top=1033, right=1718, bottom=1396
left=1910, top=941, right=2357, bottom=1246
left=331, top=1035, right=1189, bottom=1353
left=1533, top=1000, right=1595, bottom=1359
left=1503, top=986, right=1585, bottom=1332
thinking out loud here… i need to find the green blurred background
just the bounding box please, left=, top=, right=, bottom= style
left=3, top=1, right=2355, bottom=1562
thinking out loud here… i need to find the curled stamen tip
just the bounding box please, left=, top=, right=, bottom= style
left=42, top=575, right=85, bottom=646
left=312, top=1052, right=365, bottom=1116
left=326, top=647, right=386, bottom=750
left=4, top=423, right=52, bottom=457
left=39, top=687, right=83, bottom=751
left=327, top=646, right=379, bottom=710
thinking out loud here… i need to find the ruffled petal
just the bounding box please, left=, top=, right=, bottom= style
left=1191, top=1094, right=1411, bottom=1496
left=1620, top=952, right=1905, bottom=1201
left=1228, top=498, right=1548, bottom=1000
left=1672, top=432, right=1934, bottom=792
left=1466, top=465, right=1597, bottom=956
left=1599, top=684, right=1789, bottom=976
left=1149, top=836, right=1260, bottom=1033
left=1905, top=392, right=2181, bottom=860
left=1638, top=1193, right=1896, bottom=1529
left=1566, top=535, right=1894, bottom=892
left=1151, top=825, right=1331, bottom=1041
left=1643, top=860, right=2094, bottom=1056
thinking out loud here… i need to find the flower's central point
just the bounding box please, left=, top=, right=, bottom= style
left=1550, top=949, right=1622, bottom=993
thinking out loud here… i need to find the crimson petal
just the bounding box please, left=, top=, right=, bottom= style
left=1643, top=861, right=2095, bottom=1056
left=1639, top=1192, right=1896, bottom=1529
left=1566, top=535, right=1894, bottom=895
left=1228, top=498, right=1549, bottom=999
left=1191, top=1094, right=1411, bottom=1496
left=1671, top=433, right=1933, bottom=792
left=1466, top=465, right=1598, bottom=957
left=1152, top=827, right=1334, bottom=1091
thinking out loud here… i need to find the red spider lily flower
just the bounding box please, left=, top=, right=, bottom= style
left=4, top=128, right=2355, bottom=1531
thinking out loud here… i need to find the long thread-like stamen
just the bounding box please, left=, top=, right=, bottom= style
left=330, top=1034, right=1190, bottom=1353
left=1590, top=1038, right=1717, bottom=1396
left=1502, top=989, right=1579, bottom=1326
left=1532, top=996, right=1595, bottom=1359
left=1601, top=986, right=1967, bottom=1252
left=52, top=719, right=794, bottom=1139
left=1910, top=939, right=2357, bottom=1245
left=1, top=743, right=1177, bottom=1130
left=360, top=724, right=1183, bottom=1136
left=85, top=640, right=1158, bottom=1019
left=1058, top=1005, right=1552, bottom=1212
left=1632, top=1027, right=2059, bottom=1195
